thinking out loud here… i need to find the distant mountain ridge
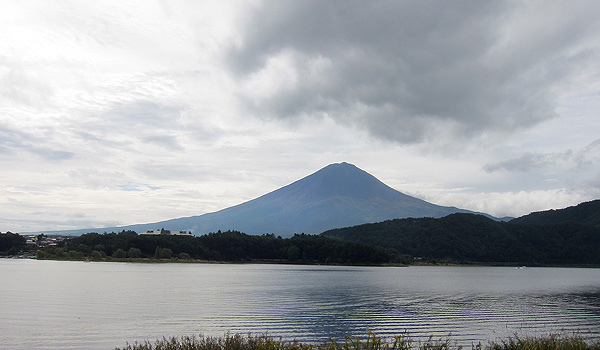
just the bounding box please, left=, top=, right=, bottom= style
left=322, top=202, right=600, bottom=265
left=509, top=199, right=600, bottom=227
left=49, top=162, right=496, bottom=237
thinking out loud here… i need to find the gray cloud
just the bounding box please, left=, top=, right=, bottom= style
left=484, top=139, right=600, bottom=172
left=0, top=125, right=27, bottom=155
left=142, top=135, right=184, bottom=151
left=76, top=100, right=188, bottom=152
left=484, top=152, right=560, bottom=172
left=30, top=148, right=74, bottom=161
left=0, top=125, right=74, bottom=161
left=585, top=175, right=600, bottom=196
left=228, top=1, right=600, bottom=145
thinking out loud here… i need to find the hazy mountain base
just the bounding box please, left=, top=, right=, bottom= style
left=115, top=332, right=600, bottom=350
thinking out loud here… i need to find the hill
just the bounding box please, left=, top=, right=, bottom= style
left=509, top=199, right=600, bottom=226
left=322, top=211, right=600, bottom=265
left=48, top=162, right=492, bottom=237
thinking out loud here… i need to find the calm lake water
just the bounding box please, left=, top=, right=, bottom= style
left=1, top=260, right=600, bottom=350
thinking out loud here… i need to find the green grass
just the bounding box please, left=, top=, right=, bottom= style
left=114, top=332, right=600, bottom=350
left=487, top=333, right=600, bottom=350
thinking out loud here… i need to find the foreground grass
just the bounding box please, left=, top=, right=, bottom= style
left=115, top=332, right=600, bottom=350
left=488, top=334, right=600, bottom=350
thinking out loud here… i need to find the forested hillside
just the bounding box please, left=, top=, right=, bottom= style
left=510, top=199, right=600, bottom=226
left=322, top=213, right=600, bottom=265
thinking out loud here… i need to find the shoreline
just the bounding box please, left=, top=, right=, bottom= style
left=6, top=256, right=600, bottom=268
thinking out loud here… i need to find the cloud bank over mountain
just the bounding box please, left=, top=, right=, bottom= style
left=1, top=1, right=599, bottom=232
left=230, top=1, right=599, bottom=146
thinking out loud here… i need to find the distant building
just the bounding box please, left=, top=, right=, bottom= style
left=140, top=229, right=192, bottom=236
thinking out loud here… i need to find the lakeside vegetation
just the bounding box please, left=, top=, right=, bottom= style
left=115, top=332, right=600, bottom=350
left=33, top=230, right=396, bottom=265
left=0, top=231, right=25, bottom=256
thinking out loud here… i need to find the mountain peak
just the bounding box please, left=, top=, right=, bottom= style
left=52, top=163, right=486, bottom=236
left=278, top=162, right=396, bottom=201
left=323, top=161, right=356, bottom=168
left=313, top=162, right=362, bottom=176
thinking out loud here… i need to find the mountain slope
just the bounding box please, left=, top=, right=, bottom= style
left=50, top=162, right=489, bottom=237
left=509, top=199, right=600, bottom=226
left=322, top=212, right=600, bottom=265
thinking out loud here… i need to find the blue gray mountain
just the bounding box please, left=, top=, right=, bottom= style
left=52, top=162, right=495, bottom=236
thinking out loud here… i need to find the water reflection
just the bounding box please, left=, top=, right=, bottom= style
left=1, top=261, right=599, bottom=350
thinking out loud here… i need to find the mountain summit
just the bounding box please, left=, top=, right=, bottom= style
left=55, top=162, right=486, bottom=236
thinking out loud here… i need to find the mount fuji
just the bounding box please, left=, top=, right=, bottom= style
left=53, top=162, right=494, bottom=237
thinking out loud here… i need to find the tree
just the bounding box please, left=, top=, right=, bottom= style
left=54, top=247, right=67, bottom=258
left=7, top=246, right=18, bottom=256
left=0, top=232, right=26, bottom=253
left=127, top=247, right=143, bottom=258
left=161, top=248, right=173, bottom=259
left=112, top=248, right=127, bottom=259
left=287, top=246, right=301, bottom=261
left=68, top=250, right=84, bottom=259
left=154, top=246, right=162, bottom=259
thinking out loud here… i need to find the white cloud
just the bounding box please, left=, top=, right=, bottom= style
left=0, top=0, right=599, bottom=232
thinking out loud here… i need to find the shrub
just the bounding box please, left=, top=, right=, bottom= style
left=178, top=252, right=191, bottom=260
left=68, top=250, right=84, bottom=259
left=54, top=248, right=67, bottom=258
left=128, top=248, right=143, bottom=258
left=161, top=248, right=173, bottom=259
left=112, top=248, right=127, bottom=259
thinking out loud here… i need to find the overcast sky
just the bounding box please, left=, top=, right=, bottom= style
left=2, top=0, right=599, bottom=232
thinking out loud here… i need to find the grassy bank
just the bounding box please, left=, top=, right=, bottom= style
left=115, top=332, right=600, bottom=350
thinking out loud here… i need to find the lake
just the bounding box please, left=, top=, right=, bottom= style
left=1, top=260, right=600, bottom=350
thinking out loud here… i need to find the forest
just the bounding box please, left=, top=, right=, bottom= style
left=323, top=212, right=600, bottom=265
left=34, top=230, right=395, bottom=265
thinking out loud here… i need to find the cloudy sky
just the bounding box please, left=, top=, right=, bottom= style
left=2, top=0, right=599, bottom=232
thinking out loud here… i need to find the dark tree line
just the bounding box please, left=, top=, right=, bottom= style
left=37, top=230, right=393, bottom=265
left=0, top=232, right=26, bottom=256
left=322, top=213, right=600, bottom=265
left=510, top=199, right=600, bottom=227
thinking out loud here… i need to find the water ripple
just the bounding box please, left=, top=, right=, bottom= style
left=1, top=261, right=600, bottom=349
